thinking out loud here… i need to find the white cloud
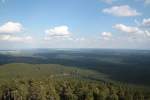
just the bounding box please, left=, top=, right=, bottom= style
left=0, top=35, right=33, bottom=42
left=101, top=32, right=112, bottom=40
left=101, top=32, right=112, bottom=37
left=142, top=18, right=150, bottom=26
left=74, top=37, right=85, bottom=41
left=0, top=21, right=23, bottom=34
left=102, top=5, right=140, bottom=17
left=145, top=30, right=150, bottom=37
left=44, top=25, right=72, bottom=41
left=45, top=25, right=71, bottom=37
left=114, top=24, right=142, bottom=33
left=113, top=23, right=150, bottom=38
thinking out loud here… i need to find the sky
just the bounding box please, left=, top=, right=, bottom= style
left=0, top=0, right=150, bottom=49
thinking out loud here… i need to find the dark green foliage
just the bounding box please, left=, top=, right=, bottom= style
left=0, top=63, right=149, bottom=100
left=1, top=49, right=150, bottom=86
left=0, top=79, right=149, bottom=100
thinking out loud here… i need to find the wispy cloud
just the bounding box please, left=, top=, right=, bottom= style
left=142, top=18, right=150, bottom=26
left=113, top=23, right=150, bottom=38
left=102, top=5, right=141, bottom=17
left=0, top=34, right=33, bottom=42
left=114, top=24, right=141, bottom=33
left=144, top=0, right=150, bottom=4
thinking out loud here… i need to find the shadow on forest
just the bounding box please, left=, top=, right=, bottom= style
left=0, top=49, right=150, bottom=86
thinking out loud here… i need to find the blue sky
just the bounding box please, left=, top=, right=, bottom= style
left=0, top=0, right=150, bottom=49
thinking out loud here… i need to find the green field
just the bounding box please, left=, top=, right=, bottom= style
left=0, top=63, right=107, bottom=81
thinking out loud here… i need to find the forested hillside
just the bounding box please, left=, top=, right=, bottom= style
left=1, top=78, right=149, bottom=100
left=0, top=49, right=150, bottom=100
left=0, top=63, right=150, bottom=100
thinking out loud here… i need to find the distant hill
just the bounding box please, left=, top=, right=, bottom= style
left=0, top=49, right=150, bottom=86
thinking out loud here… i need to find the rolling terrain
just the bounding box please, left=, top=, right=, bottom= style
left=0, top=49, right=150, bottom=85
left=0, top=49, right=150, bottom=100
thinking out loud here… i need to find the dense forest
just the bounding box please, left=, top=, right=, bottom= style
left=0, top=49, right=150, bottom=100
left=0, top=49, right=150, bottom=85
left=0, top=63, right=149, bottom=100
left=1, top=79, right=150, bottom=100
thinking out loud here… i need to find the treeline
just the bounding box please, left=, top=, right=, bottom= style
left=0, top=79, right=150, bottom=100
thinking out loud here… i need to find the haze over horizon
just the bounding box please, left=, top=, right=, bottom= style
left=0, top=0, right=150, bottom=49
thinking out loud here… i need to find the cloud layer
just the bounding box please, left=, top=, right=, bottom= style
left=0, top=35, right=33, bottom=42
